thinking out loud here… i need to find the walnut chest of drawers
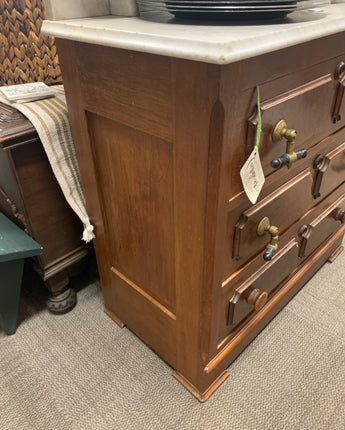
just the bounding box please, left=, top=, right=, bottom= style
left=55, top=30, right=345, bottom=400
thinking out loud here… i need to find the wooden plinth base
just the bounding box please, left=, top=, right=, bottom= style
left=173, top=370, right=230, bottom=402
left=105, top=307, right=125, bottom=328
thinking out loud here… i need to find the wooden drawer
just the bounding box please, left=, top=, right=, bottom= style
left=215, top=238, right=299, bottom=349
left=246, top=57, right=345, bottom=178
left=312, top=134, right=345, bottom=200
left=299, top=192, right=345, bottom=259
left=233, top=169, right=313, bottom=263
left=218, top=184, right=345, bottom=347
left=227, top=239, right=298, bottom=333
left=228, top=128, right=345, bottom=272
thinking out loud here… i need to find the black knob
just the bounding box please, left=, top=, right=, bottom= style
left=295, top=149, right=308, bottom=160
left=263, top=245, right=276, bottom=261
left=271, top=149, right=308, bottom=169
left=271, top=154, right=290, bottom=169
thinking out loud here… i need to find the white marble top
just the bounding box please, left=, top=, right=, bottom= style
left=42, top=4, right=345, bottom=65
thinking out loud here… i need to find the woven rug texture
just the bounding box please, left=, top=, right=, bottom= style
left=1, top=245, right=345, bottom=430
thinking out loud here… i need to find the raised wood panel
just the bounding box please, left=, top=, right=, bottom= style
left=87, top=112, right=176, bottom=313
left=76, top=43, right=173, bottom=142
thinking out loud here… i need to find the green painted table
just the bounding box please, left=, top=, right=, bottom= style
left=0, top=212, right=42, bottom=335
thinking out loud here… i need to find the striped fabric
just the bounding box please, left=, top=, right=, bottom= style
left=0, top=85, right=95, bottom=242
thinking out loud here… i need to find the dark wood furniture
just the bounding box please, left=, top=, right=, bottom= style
left=55, top=32, right=345, bottom=400
left=0, top=102, right=90, bottom=313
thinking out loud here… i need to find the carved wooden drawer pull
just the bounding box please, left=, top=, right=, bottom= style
left=312, top=141, right=345, bottom=199
left=271, top=120, right=307, bottom=169
left=298, top=201, right=345, bottom=258
left=332, top=61, right=345, bottom=123
left=257, top=216, right=279, bottom=261
left=333, top=207, right=345, bottom=223
left=247, top=288, right=268, bottom=311
left=228, top=286, right=268, bottom=327
left=312, top=154, right=328, bottom=198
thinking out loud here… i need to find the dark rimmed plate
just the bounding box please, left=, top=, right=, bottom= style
left=137, top=0, right=298, bottom=19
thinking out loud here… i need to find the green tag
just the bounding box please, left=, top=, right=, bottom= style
left=255, top=85, right=261, bottom=153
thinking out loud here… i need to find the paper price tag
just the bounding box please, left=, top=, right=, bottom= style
left=240, top=149, right=265, bottom=204
left=240, top=85, right=265, bottom=204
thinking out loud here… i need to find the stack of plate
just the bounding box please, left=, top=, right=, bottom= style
left=136, top=0, right=299, bottom=20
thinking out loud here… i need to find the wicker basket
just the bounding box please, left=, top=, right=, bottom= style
left=0, top=0, right=62, bottom=86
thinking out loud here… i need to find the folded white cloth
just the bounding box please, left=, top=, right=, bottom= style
left=0, top=85, right=95, bottom=242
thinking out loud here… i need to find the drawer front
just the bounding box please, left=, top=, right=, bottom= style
left=226, top=128, right=345, bottom=278
left=233, top=169, right=313, bottom=262
left=299, top=193, right=345, bottom=259
left=228, top=239, right=298, bottom=332
left=218, top=184, right=345, bottom=349
left=246, top=59, right=345, bottom=177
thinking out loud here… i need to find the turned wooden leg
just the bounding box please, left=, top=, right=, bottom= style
left=44, top=270, right=76, bottom=314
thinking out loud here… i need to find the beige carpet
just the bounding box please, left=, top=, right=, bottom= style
left=1, top=246, right=345, bottom=430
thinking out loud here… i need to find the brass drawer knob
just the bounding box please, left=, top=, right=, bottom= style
left=271, top=120, right=308, bottom=169
left=257, top=216, right=279, bottom=261
left=247, top=288, right=268, bottom=311
left=272, top=119, right=297, bottom=143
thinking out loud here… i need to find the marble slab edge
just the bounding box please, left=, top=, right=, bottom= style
left=42, top=5, right=345, bottom=65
